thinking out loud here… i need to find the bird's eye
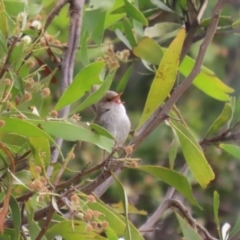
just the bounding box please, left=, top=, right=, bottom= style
left=106, top=98, right=111, bottom=102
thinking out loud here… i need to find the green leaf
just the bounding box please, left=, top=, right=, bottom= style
left=150, top=0, right=173, bottom=12
left=133, top=37, right=163, bottom=65
left=232, top=96, right=240, bottom=127
left=169, top=120, right=215, bottom=188
left=219, top=144, right=240, bottom=159
left=230, top=213, right=240, bottom=237
left=3, top=0, right=25, bottom=16
left=232, top=18, right=240, bottom=28
left=136, top=27, right=185, bottom=131
left=180, top=55, right=234, bottom=101
left=136, top=165, right=200, bottom=207
left=0, top=30, right=7, bottom=58
left=144, top=22, right=181, bottom=39
left=207, top=103, right=232, bottom=136
left=213, top=191, right=221, bottom=238
left=115, top=28, right=132, bottom=49
left=72, top=69, right=116, bottom=113
left=29, top=137, right=50, bottom=168
left=46, top=221, right=106, bottom=240
left=168, top=139, right=178, bottom=169
left=0, top=117, right=52, bottom=139
left=105, top=12, right=126, bottom=29
left=124, top=0, right=148, bottom=26
left=201, top=16, right=232, bottom=28
left=92, top=11, right=106, bottom=46
left=112, top=172, right=131, bottom=240
left=87, top=198, right=144, bottom=240
left=25, top=201, right=47, bottom=240
left=29, top=120, right=114, bottom=153
left=88, top=0, right=115, bottom=10
left=55, top=61, right=105, bottom=111
left=90, top=123, right=115, bottom=139
left=176, top=212, right=202, bottom=240
left=116, top=64, right=133, bottom=93
left=9, top=196, right=21, bottom=240
left=0, top=0, right=8, bottom=37
left=80, top=31, right=90, bottom=66
left=122, top=17, right=137, bottom=48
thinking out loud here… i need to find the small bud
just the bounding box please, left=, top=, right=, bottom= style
left=53, top=39, right=61, bottom=45
left=84, top=211, right=93, bottom=222
left=40, top=38, right=47, bottom=46
left=17, top=12, right=25, bottom=22
left=31, top=20, right=42, bottom=30
left=25, top=78, right=34, bottom=89
left=124, top=145, right=133, bottom=155
left=45, top=34, right=53, bottom=42
left=70, top=194, right=78, bottom=203
left=22, top=35, right=32, bottom=45
left=35, top=14, right=42, bottom=21
left=130, top=161, right=138, bottom=168
left=87, top=195, right=96, bottom=203
left=4, top=78, right=11, bottom=86
left=85, top=224, right=93, bottom=232
left=41, top=87, right=50, bottom=97
left=7, top=102, right=12, bottom=110
left=34, top=166, right=42, bottom=174
left=93, top=210, right=101, bottom=218
left=17, top=113, right=25, bottom=119
left=0, top=120, right=5, bottom=127
left=50, top=110, right=58, bottom=118
left=67, top=152, right=75, bottom=160
left=101, top=221, right=109, bottom=229
left=71, top=113, right=81, bottom=122
left=27, top=60, right=36, bottom=68
left=23, top=91, right=32, bottom=102
left=39, top=176, right=47, bottom=184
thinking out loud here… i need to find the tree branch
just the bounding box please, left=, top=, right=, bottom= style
left=79, top=0, right=228, bottom=198
left=50, top=0, right=85, bottom=163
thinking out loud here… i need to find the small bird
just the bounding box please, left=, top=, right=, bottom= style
left=93, top=91, right=131, bottom=146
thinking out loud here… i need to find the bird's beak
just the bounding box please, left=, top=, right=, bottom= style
left=113, top=92, right=123, bottom=104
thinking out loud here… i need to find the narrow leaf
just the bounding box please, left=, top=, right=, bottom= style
left=169, top=120, right=215, bottom=188
left=124, top=0, right=148, bottom=26
left=213, top=191, right=221, bottom=238
left=29, top=120, right=114, bottom=152
left=219, top=144, right=240, bottom=159
left=136, top=165, right=200, bottom=207
left=9, top=196, right=21, bottom=240
left=55, top=61, right=105, bottom=111
left=176, top=212, right=202, bottom=240
left=133, top=37, right=163, bottom=65
left=71, top=69, right=116, bottom=113
left=136, top=27, right=186, bottom=131
left=207, top=103, right=232, bottom=136
left=116, top=64, right=133, bottom=93
left=112, top=172, right=132, bottom=240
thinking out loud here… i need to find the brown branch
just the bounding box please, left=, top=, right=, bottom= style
left=51, top=0, right=85, bottom=163
left=79, top=0, right=228, bottom=197
left=35, top=207, right=55, bottom=240
left=44, top=0, right=69, bottom=32
left=0, top=36, right=19, bottom=78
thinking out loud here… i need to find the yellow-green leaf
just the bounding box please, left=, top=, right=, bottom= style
left=136, top=27, right=186, bottom=131
left=176, top=212, right=202, bottom=240
left=207, top=103, right=232, bottom=136
left=169, top=120, right=215, bottom=188
left=112, top=172, right=131, bottom=240
left=180, top=55, right=234, bottom=101
left=133, top=37, right=163, bottom=65
left=219, top=144, right=240, bottom=159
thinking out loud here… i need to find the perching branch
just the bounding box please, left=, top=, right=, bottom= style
left=79, top=0, right=229, bottom=198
